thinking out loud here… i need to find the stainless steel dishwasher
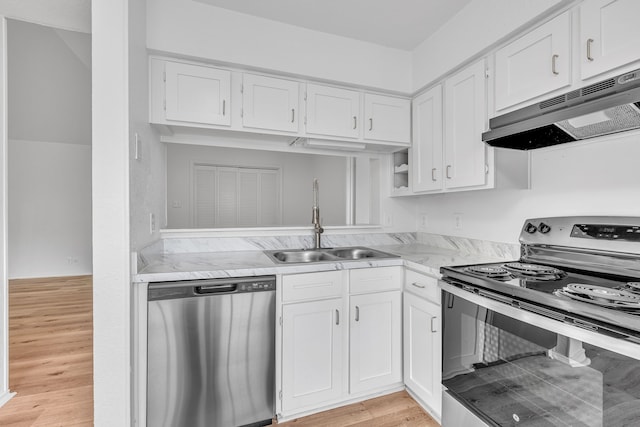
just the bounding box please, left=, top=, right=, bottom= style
left=147, top=276, right=276, bottom=427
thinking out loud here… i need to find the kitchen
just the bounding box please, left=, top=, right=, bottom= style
left=2, top=0, right=640, bottom=426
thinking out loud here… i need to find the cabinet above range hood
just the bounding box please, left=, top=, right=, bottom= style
left=482, top=68, right=640, bottom=150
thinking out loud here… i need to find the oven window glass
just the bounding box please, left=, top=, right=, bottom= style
left=442, top=290, right=640, bottom=427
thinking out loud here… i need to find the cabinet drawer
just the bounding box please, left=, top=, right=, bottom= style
left=404, top=269, right=440, bottom=304
left=350, top=266, right=402, bottom=294
left=282, top=271, right=343, bottom=302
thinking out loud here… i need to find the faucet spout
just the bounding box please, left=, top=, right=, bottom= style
left=312, top=179, right=323, bottom=249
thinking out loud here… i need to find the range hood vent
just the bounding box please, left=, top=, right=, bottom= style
left=483, top=68, right=640, bottom=150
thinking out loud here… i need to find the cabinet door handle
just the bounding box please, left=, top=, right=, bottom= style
left=335, top=309, right=340, bottom=325
left=431, top=168, right=437, bottom=182
left=222, top=99, right=226, bottom=116
left=291, top=108, right=295, bottom=123
left=369, top=118, right=373, bottom=131
left=587, top=38, right=594, bottom=61
left=412, top=282, right=426, bottom=289
left=552, top=54, right=559, bottom=75
left=431, top=316, right=438, bottom=333
left=446, top=165, right=452, bottom=179
left=353, top=116, right=357, bottom=129
left=355, top=306, right=360, bottom=322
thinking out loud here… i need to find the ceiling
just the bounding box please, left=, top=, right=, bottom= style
left=195, top=0, right=473, bottom=51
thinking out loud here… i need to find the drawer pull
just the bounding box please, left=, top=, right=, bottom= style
left=431, top=316, right=438, bottom=333
left=411, top=282, right=426, bottom=289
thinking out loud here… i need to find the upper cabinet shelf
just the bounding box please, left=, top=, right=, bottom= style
left=149, top=57, right=411, bottom=153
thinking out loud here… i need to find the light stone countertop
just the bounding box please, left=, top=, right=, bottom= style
left=132, top=242, right=511, bottom=283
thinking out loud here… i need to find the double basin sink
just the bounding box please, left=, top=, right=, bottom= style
left=265, top=246, right=398, bottom=264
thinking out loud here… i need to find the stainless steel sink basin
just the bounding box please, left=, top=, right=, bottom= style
left=265, top=246, right=398, bottom=264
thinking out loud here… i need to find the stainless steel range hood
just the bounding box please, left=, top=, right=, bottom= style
left=482, top=68, right=640, bottom=150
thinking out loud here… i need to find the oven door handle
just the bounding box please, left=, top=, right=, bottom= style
left=439, top=280, right=640, bottom=359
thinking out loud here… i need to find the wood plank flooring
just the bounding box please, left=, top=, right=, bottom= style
left=0, top=276, right=439, bottom=427
left=278, top=391, right=439, bottom=427
left=0, top=276, right=93, bottom=427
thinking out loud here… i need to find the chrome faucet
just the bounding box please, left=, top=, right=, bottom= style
left=312, top=179, right=324, bottom=249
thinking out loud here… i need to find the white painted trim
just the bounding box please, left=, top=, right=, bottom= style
left=0, top=390, right=15, bottom=408
left=159, top=224, right=382, bottom=239
left=0, top=14, right=9, bottom=404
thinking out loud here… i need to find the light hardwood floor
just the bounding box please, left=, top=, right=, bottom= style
left=277, top=391, right=439, bottom=426
left=0, top=276, right=93, bottom=427
left=0, top=276, right=439, bottom=427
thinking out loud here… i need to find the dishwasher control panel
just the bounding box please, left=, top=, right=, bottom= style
left=239, top=280, right=276, bottom=292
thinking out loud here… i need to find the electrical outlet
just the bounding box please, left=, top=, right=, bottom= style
left=384, top=213, right=393, bottom=227
left=454, top=213, right=463, bottom=230
left=172, top=201, right=182, bottom=208
left=150, top=213, right=156, bottom=234
left=66, top=257, right=78, bottom=264
left=419, top=214, right=428, bottom=230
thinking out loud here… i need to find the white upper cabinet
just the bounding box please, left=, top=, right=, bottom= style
left=306, top=83, right=361, bottom=139
left=242, top=74, right=300, bottom=133
left=364, top=94, right=411, bottom=143
left=580, top=0, right=640, bottom=80
left=494, top=11, right=571, bottom=111
left=164, top=61, right=231, bottom=126
left=444, top=60, right=488, bottom=189
left=412, top=85, right=443, bottom=193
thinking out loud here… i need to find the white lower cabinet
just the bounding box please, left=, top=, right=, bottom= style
left=281, top=298, right=344, bottom=413
left=349, top=291, right=402, bottom=394
left=403, top=269, right=442, bottom=419
left=278, top=267, right=403, bottom=419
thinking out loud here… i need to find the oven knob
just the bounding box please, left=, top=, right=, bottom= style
left=539, top=222, right=551, bottom=234
left=525, top=222, right=537, bottom=233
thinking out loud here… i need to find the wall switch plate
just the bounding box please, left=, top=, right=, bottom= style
left=134, top=133, right=142, bottom=161
left=454, top=213, right=463, bottom=230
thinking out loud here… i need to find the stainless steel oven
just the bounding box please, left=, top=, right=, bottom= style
left=440, top=216, right=640, bottom=427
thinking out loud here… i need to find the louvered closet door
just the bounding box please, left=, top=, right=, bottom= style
left=238, top=171, right=259, bottom=226
left=216, top=168, right=238, bottom=227
left=193, top=166, right=216, bottom=228
left=259, top=170, right=280, bottom=226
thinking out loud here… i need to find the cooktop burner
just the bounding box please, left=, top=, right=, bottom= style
left=503, top=262, right=566, bottom=280
left=463, top=265, right=512, bottom=281
left=555, top=283, right=640, bottom=311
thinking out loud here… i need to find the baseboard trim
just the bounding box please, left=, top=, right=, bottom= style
left=0, top=390, right=16, bottom=408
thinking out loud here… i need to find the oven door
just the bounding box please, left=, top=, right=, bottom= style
left=441, top=280, right=640, bottom=427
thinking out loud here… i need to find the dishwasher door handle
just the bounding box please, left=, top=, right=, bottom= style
left=195, top=284, right=237, bottom=294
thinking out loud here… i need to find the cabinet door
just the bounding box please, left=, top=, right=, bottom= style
left=306, top=83, right=360, bottom=139
left=494, top=11, right=571, bottom=111
left=364, top=94, right=410, bottom=143
left=164, top=61, right=231, bottom=126
left=444, top=60, right=487, bottom=189
left=242, top=74, right=299, bottom=132
left=403, top=292, right=442, bottom=418
left=580, top=0, right=640, bottom=80
left=281, top=298, right=344, bottom=412
left=412, top=85, right=443, bottom=193
left=349, top=291, right=402, bottom=394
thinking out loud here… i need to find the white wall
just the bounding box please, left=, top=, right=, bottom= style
left=8, top=140, right=91, bottom=278
left=412, top=0, right=567, bottom=91
left=146, top=0, right=413, bottom=93
left=7, top=19, right=91, bottom=145
left=418, top=134, right=640, bottom=244
left=166, top=144, right=347, bottom=227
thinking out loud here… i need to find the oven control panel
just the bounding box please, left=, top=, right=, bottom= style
left=571, top=224, right=640, bottom=242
